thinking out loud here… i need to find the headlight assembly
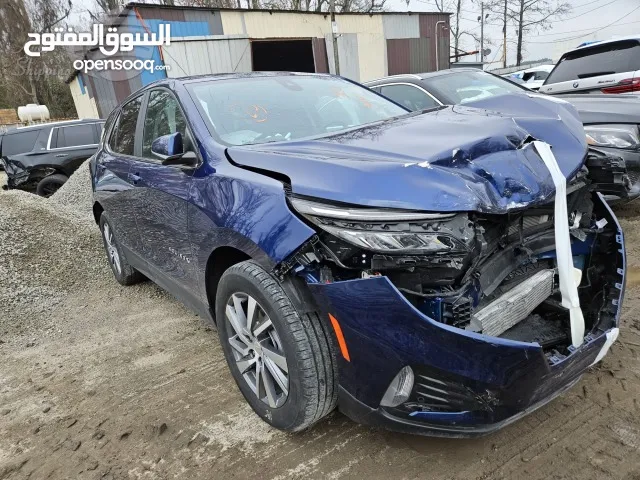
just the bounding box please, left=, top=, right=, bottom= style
left=585, top=124, right=639, bottom=149
left=290, top=197, right=467, bottom=254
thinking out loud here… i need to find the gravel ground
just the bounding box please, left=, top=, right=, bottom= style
left=50, top=159, right=93, bottom=220
left=1, top=181, right=640, bottom=479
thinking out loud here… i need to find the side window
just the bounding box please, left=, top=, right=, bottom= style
left=2, top=130, right=40, bottom=156
left=379, top=84, right=439, bottom=111
left=142, top=90, right=189, bottom=159
left=52, top=124, right=96, bottom=148
left=111, top=95, right=143, bottom=156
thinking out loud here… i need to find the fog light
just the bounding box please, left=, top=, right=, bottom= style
left=380, top=366, right=414, bottom=407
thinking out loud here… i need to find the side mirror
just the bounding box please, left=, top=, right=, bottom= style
left=151, top=132, right=183, bottom=160
left=151, top=132, right=198, bottom=167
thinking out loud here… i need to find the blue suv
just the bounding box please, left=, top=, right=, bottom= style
left=91, top=72, right=625, bottom=436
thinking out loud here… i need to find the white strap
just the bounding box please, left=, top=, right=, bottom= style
left=533, top=141, right=585, bottom=347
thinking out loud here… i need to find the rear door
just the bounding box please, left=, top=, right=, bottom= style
left=128, top=87, right=198, bottom=290
left=48, top=122, right=103, bottom=176
left=96, top=95, right=145, bottom=254
left=541, top=40, right=640, bottom=95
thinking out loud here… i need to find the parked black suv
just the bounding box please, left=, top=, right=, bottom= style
left=1, top=119, right=104, bottom=196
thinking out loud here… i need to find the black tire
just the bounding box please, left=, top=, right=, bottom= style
left=216, top=260, right=338, bottom=432
left=99, top=213, right=144, bottom=286
left=36, top=174, right=68, bottom=197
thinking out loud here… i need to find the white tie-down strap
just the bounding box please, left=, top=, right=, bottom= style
left=533, top=141, right=585, bottom=348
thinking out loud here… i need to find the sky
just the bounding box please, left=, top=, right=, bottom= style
left=69, top=0, right=640, bottom=70
left=388, top=0, right=640, bottom=68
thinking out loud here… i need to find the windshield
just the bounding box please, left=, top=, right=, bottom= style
left=187, top=75, right=407, bottom=146
left=423, top=71, right=525, bottom=105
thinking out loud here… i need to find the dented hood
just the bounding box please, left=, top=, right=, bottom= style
left=227, top=94, right=588, bottom=213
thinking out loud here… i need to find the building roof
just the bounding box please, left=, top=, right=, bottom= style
left=125, top=2, right=451, bottom=16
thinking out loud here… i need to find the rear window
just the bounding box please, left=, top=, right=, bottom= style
left=2, top=130, right=40, bottom=156
left=51, top=124, right=98, bottom=148
left=545, top=40, right=640, bottom=84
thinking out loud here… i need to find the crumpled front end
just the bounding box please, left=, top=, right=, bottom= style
left=2, top=158, right=55, bottom=191
left=279, top=185, right=624, bottom=436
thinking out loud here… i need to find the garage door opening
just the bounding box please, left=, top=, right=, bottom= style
left=251, top=40, right=316, bottom=73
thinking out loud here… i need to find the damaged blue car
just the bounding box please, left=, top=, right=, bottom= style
left=91, top=72, right=625, bottom=437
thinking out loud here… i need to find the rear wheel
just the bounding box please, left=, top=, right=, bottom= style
left=99, top=213, right=144, bottom=286
left=216, top=260, right=338, bottom=432
left=36, top=173, right=68, bottom=197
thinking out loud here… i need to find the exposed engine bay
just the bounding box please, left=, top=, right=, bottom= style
left=279, top=165, right=622, bottom=361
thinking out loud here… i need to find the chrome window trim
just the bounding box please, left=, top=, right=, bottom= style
left=46, top=122, right=104, bottom=151
left=363, top=74, right=423, bottom=85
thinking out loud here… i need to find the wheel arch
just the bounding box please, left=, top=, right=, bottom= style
left=92, top=201, right=104, bottom=225
left=205, top=245, right=252, bottom=315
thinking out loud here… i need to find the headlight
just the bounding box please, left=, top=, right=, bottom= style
left=585, top=124, right=639, bottom=149
left=290, top=197, right=465, bottom=254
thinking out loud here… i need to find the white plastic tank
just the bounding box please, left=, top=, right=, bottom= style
left=17, top=104, right=50, bottom=123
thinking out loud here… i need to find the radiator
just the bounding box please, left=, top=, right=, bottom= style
left=469, top=269, right=555, bottom=337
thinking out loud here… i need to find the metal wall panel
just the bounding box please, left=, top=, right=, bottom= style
left=69, top=77, right=100, bottom=119
left=356, top=33, right=387, bottom=81
left=242, top=11, right=331, bottom=38
left=337, top=33, right=360, bottom=81
left=418, top=13, right=451, bottom=71
left=220, top=11, right=247, bottom=35
left=184, top=10, right=223, bottom=35
left=163, top=38, right=252, bottom=77
left=386, top=37, right=433, bottom=75
left=312, top=38, right=329, bottom=73
left=408, top=37, right=431, bottom=73
left=386, top=38, right=410, bottom=75
left=382, top=14, right=420, bottom=39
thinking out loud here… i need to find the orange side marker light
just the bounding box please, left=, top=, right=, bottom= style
left=328, top=314, right=350, bottom=362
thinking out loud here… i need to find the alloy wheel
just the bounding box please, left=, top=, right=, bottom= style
left=225, top=293, right=289, bottom=408
left=103, top=223, right=122, bottom=275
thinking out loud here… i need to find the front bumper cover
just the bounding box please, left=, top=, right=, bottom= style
left=307, top=194, right=625, bottom=437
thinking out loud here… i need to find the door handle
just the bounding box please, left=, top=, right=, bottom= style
left=55, top=153, right=68, bottom=157
left=129, top=173, right=141, bottom=184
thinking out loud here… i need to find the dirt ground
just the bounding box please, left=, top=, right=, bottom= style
left=2, top=175, right=640, bottom=479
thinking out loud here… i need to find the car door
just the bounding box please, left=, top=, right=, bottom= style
left=96, top=95, right=145, bottom=255
left=377, top=83, right=442, bottom=111
left=48, top=122, right=103, bottom=177
left=541, top=39, right=640, bottom=95
left=128, top=87, right=198, bottom=290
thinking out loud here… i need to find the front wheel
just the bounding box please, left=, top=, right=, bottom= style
left=216, top=261, right=338, bottom=432
left=99, top=213, right=144, bottom=286
left=36, top=173, right=68, bottom=197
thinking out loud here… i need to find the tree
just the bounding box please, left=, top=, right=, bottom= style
left=509, top=0, right=570, bottom=66
left=0, top=0, right=76, bottom=117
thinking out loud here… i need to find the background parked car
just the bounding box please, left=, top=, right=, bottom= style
left=502, top=64, right=554, bottom=91
left=1, top=119, right=104, bottom=197
left=539, top=36, right=640, bottom=95
left=366, top=69, right=639, bottom=202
